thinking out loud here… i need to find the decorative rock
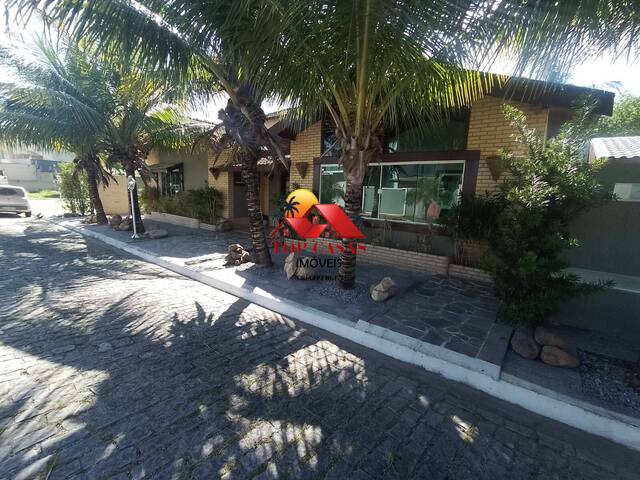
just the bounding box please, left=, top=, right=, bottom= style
left=117, top=218, right=133, bottom=231
left=225, top=244, right=252, bottom=266
left=540, top=346, right=579, bottom=368
left=534, top=326, right=566, bottom=349
left=216, top=220, right=231, bottom=232
left=144, top=229, right=169, bottom=239
left=296, top=258, right=315, bottom=279
left=109, top=214, right=122, bottom=228
left=370, top=277, right=396, bottom=302
left=284, top=252, right=297, bottom=279
left=81, top=215, right=96, bottom=224
left=510, top=327, right=540, bottom=360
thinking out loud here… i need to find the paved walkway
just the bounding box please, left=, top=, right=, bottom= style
left=1, top=218, right=639, bottom=479
left=72, top=219, right=510, bottom=370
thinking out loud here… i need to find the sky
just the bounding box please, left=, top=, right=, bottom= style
left=2, top=4, right=640, bottom=118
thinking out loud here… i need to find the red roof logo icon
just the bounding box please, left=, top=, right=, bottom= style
left=271, top=204, right=365, bottom=239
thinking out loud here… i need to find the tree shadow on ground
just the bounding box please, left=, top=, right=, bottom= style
left=1, top=221, right=638, bottom=480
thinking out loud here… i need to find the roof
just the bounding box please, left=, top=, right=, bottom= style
left=489, top=75, right=615, bottom=116
left=590, top=137, right=640, bottom=160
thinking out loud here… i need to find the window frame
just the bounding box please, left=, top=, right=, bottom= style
left=314, top=152, right=478, bottom=227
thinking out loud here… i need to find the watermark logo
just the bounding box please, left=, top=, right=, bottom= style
left=270, top=188, right=366, bottom=260
left=271, top=189, right=365, bottom=240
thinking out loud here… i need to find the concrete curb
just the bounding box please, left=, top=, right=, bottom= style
left=52, top=219, right=640, bottom=452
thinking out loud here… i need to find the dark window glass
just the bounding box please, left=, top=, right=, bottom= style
left=0, top=187, right=24, bottom=197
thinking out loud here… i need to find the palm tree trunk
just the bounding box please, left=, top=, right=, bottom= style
left=124, top=164, right=145, bottom=234
left=86, top=164, right=107, bottom=224
left=241, top=159, right=272, bottom=267
left=336, top=179, right=363, bottom=289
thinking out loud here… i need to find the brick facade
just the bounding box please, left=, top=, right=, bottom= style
left=467, top=96, right=549, bottom=194
left=283, top=237, right=492, bottom=282
left=289, top=121, right=322, bottom=191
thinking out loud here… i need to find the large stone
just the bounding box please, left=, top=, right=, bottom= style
left=240, top=251, right=252, bottom=264
left=370, top=277, right=396, bottom=302
left=144, top=229, right=169, bottom=239
left=534, top=326, right=566, bottom=349
left=117, top=218, right=133, bottom=231
left=109, top=214, right=122, bottom=228
left=295, top=258, right=315, bottom=279
left=540, top=346, right=579, bottom=368
left=284, top=252, right=297, bottom=280
left=81, top=215, right=96, bottom=224
left=510, top=327, right=540, bottom=360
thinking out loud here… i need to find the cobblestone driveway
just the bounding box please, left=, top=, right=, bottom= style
left=1, top=218, right=639, bottom=480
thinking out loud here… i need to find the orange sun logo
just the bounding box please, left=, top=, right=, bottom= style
left=283, top=189, right=318, bottom=218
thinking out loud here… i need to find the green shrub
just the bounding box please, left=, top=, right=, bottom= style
left=485, top=105, right=610, bottom=326
left=56, top=162, right=91, bottom=215
left=441, top=194, right=499, bottom=266
left=140, top=186, right=223, bottom=224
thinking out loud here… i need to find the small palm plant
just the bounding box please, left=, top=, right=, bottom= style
left=282, top=196, right=301, bottom=218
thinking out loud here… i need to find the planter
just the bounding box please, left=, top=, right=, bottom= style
left=146, top=212, right=200, bottom=229
left=448, top=264, right=493, bottom=283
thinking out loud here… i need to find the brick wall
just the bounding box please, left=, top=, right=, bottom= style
left=467, top=97, right=549, bottom=194
left=289, top=121, right=322, bottom=190
left=284, top=237, right=449, bottom=275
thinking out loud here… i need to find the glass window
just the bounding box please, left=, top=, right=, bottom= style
left=319, top=165, right=345, bottom=206
left=0, top=187, right=24, bottom=197
left=317, top=161, right=464, bottom=223
left=614, top=183, right=640, bottom=202
left=157, top=163, right=184, bottom=196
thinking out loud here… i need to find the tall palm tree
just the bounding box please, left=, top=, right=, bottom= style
left=100, top=72, right=190, bottom=234
left=240, top=0, right=640, bottom=288
left=0, top=39, right=114, bottom=223
left=10, top=0, right=288, bottom=266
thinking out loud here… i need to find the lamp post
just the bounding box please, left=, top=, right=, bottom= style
left=127, top=175, right=142, bottom=239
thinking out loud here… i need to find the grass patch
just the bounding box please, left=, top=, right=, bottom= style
left=29, top=189, right=60, bottom=199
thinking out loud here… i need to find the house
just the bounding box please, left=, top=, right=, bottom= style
left=0, top=149, right=72, bottom=191
left=190, top=78, right=614, bottom=254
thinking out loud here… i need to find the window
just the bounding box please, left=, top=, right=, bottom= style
left=614, top=183, right=640, bottom=202
left=319, top=161, right=464, bottom=223
left=154, top=163, right=184, bottom=196
left=0, top=187, right=24, bottom=197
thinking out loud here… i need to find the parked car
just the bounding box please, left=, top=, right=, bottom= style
left=0, top=185, right=31, bottom=217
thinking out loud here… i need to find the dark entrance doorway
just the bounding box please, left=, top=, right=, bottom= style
left=233, top=172, right=249, bottom=218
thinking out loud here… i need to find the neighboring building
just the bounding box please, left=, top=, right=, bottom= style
left=0, top=149, right=72, bottom=191
left=559, top=136, right=640, bottom=337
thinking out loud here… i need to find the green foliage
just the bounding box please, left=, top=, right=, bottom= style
left=29, top=190, right=60, bottom=199
left=56, top=162, right=91, bottom=215
left=485, top=105, right=611, bottom=326
left=441, top=194, right=499, bottom=266
left=596, top=95, right=640, bottom=137
left=141, top=187, right=223, bottom=225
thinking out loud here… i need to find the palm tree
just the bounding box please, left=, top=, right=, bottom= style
left=241, top=0, right=640, bottom=288
left=12, top=1, right=287, bottom=266
left=100, top=72, right=190, bottom=234
left=0, top=39, right=114, bottom=223
left=282, top=196, right=301, bottom=218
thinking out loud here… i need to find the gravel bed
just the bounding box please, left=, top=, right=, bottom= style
left=578, top=349, right=640, bottom=417
left=314, top=282, right=369, bottom=302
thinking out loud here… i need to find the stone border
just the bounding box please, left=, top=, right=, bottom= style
left=50, top=219, right=640, bottom=452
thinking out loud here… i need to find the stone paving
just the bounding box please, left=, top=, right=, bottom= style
left=76, top=220, right=508, bottom=366
left=2, top=217, right=640, bottom=479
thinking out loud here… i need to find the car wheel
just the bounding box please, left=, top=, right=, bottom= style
left=25, top=212, right=32, bottom=218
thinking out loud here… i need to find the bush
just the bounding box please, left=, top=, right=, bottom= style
left=441, top=194, right=499, bottom=266
left=140, top=186, right=223, bottom=224
left=56, top=162, right=91, bottom=215
left=485, top=105, right=610, bottom=326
